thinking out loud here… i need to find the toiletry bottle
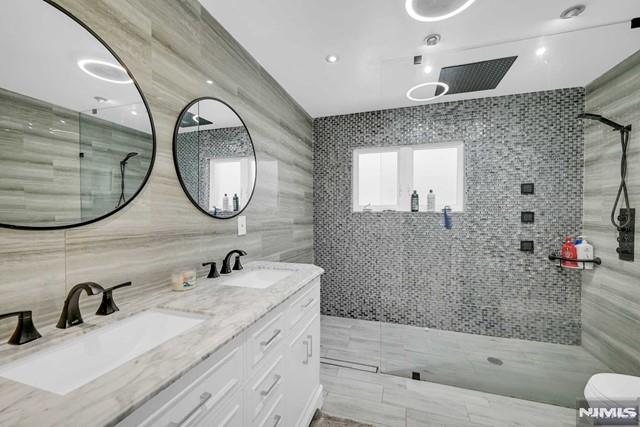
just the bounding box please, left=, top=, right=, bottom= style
left=443, top=205, right=453, bottom=229
left=223, top=193, right=229, bottom=211
left=575, top=236, right=594, bottom=270
left=427, top=189, right=435, bottom=212
left=411, top=190, right=419, bottom=212
left=233, top=193, right=239, bottom=211
left=561, top=236, right=578, bottom=268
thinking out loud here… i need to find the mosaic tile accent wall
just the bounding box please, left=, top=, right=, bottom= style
left=314, top=88, right=585, bottom=344
left=176, top=126, right=253, bottom=208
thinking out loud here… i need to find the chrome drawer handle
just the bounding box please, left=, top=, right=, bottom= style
left=272, top=414, right=282, bottom=427
left=303, top=340, right=309, bottom=364
left=260, top=329, right=281, bottom=348
left=301, top=298, right=315, bottom=308
left=167, top=392, right=212, bottom=427
left=307, top=334, right=313, bottom=358
left=260, top=374, right=282, bottom=397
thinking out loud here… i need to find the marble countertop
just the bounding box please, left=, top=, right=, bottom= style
left=0, top=261, right=323, bottom=427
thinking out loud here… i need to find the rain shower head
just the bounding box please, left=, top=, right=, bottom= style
left=577, top=113, right=630, bottom=132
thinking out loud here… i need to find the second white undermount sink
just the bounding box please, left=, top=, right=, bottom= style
left=0, top=309, right=204, bottom=395
left=220, top=268, right=294, bottom=289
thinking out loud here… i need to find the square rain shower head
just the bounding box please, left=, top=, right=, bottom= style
left=436, top=56, right=518, bottom=96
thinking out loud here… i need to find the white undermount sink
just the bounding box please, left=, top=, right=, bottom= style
left=220, top=268, right=294, bottom=289
left=0, top=309, right=204, bottom=395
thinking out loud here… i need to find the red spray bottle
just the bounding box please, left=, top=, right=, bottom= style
left=561, top=236, right=578, bottom=268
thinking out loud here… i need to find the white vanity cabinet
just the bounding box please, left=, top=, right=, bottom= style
left=118, top=278, right=321, bottom=427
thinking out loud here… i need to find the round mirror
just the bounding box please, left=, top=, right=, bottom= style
left=0, top=0, right=155, bottom=230
left=174, top=98, right=256, bottom=219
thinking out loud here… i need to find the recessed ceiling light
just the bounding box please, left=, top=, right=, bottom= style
left=325, top=55, right=339, bottom=63
left=78, top=59, right=132, bottom=84
left=94, top=96, right=109, bottom=103
left=131, top=110, right=138, bottom=116
left=206, top=79, right=213, bottom=85
left=406, top=82, right=449, bottom=102
left=406, top=0, right=476, bottom=22
left=560, top=4, right=586, bottom=19
left=423, top=65, right=433, bottom=74
left=536, top=47, right=547, bottom=56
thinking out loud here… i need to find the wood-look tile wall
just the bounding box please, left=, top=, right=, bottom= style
left=583, top=49, right=640, bottom=374
left=0, top=0, right=313, bottom=337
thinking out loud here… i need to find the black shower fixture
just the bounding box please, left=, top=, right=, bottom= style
left=116, top=152, right=139, bottom=208
left=577, top=113, right=630, bottom=132
left=578, top=113, right=633, bottom=236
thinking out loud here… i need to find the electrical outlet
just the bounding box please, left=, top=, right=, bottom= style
left=237, top=215, right=246, bottom=236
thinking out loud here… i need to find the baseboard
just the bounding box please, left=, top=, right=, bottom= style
left=296, top=384, right=324, bottom=427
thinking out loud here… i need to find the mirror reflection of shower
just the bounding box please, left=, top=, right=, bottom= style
left=116, top=152, right=139, bottom=208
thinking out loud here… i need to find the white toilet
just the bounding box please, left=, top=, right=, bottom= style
left=584, top=373, right=640, bottom=407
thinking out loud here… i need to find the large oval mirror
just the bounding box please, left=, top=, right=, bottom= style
left=174, top=98, right=256, bottom=219
left=0, top=0, right=155, bottom=230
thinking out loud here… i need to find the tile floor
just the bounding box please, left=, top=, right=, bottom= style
left=319, top=315, right=601, bottom=426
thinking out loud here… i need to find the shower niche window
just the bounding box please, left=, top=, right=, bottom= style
left=352, top=141, right=464, bottom=212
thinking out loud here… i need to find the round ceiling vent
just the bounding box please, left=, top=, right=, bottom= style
left=560, top=4, right=586, bottom=19
left=406, top=0, right=476, bottom=22
left=77, top=59, right=132, bottom=84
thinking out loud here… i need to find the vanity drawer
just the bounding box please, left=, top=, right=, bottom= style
left=246, top=309, right=286, bottom=378
left=253, top=392, right=285, bottom=427
left=131, top=343, right=243, bottom=427
left=197, top=389, right=243, bottom=427
left=287, top=279, right=320, bottom=336
left=245, top=354, right=286, bottom=424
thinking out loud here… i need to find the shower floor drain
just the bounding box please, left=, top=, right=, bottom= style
left=487, top=357, right=503, bottom=366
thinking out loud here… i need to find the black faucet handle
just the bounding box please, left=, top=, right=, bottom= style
left=96, top=282, right=132, bottom=316
left=233, top=256, right=243, bottom=271
left=202, top=262, right=220, bottom=278
left=0, top=311, right=42, bottom=345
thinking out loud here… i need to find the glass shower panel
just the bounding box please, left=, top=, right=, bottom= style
left=79, top=103, right=153, bottom=220
left=380, top=321, right=611, bottom=408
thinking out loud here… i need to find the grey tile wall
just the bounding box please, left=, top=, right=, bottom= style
left=314, top=88, right=585, bottom=344
left=583, top=49, right=640, bottom=374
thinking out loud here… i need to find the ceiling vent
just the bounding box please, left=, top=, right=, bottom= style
left=414, top=55, right=423, bottom=65
left=435, top=56, right=517, bottom=95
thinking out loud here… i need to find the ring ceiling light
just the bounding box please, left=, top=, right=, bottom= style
left=405, top=0, right=476, bottom=22
left=77, top=59, right=133, bottom=84
left=406, top=82, right=449, bottom=102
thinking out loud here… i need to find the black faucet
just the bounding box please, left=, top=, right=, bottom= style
left=96, top=282, right=132, bottom=316
left=202, top=262, right=220, bottom=278
left=0, top=311, right=42, bottom=345
left=56, top=282, right=105, bottom=329
left=221, top=249, right=247, bottom=274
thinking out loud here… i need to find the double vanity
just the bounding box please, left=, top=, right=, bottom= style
left=0, top=262, right=323, bottom=427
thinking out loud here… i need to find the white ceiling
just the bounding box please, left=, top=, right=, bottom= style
left=0, top=0, right=151, bottom=133
left=201, top=0, right=640, bottom=118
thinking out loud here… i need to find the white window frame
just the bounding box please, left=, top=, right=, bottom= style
left=352, top=141, right=464, bottom=212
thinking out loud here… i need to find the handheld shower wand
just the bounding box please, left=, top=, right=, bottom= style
left=578, top=113, right=632, bottom=230
left=116, top=152, right=138, bottom=208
